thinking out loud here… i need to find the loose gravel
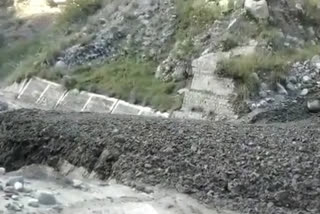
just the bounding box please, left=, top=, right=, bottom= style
left=0, top=109, right=320, bottom=214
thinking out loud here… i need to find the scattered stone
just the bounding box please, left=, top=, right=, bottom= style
left=4, top=186, right=16, bottom=194
left=28, top=199, right=40, bottom=208
left=302, top=75, right=311, bottom=83
left=52, top=205, right=63, bottom=213
left=37, top=191, right=57, bottom=205
left=244, top=0, right=269, bottom=19
left=14, top=182, right=24, bottom=192
left=6, top=176, right=24, bottom=187
left=259, top=91, right=267, bottom=98
left=11, top=195, right=18, bottom=200
left=23, top=186, right=33, bottom=193
left=177, top=88, right=189, bottom=95
left=250, top=72, right=260, bottom=83
left=286, top=83, right=296, bottom=91
left=54, top=60, right=67, bottom=70
left=72, top=179, right=83, bottom=189
left=300, top=89, right=309, bottom=96
left=0, top=100, right=8, bottom=112
left=311, top=55, right=320, bottom=69
left=287, top=76, right=297, bottom=84
left=0, top=167, right=5, bottom=175
left=5, top=202, right=23, bottom=212
left=276, top=83, right=288, bottom=95
left=307, top=99, right=320, bottom=113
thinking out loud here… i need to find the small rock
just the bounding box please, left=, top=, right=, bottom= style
left=287, top=76, right=297, bottom=84
left=244, top=0, right=269, bottom=19
left=37, top=191, right=57, bottom=205
left=6, top=176, right=24, bottom=187
left=52, top=205, right=63, bottom=213
left=250, top=72, right=260, bottom=83
left=260, top=82, right=268, bottom=91
left=5, top=202, right=23, bottom=211
left=258, top=100, right=267, bottom=108
left=4, top=186, right=16, bottom=194
left=54, top=60, right=67, bottom=70
left=177, top=88, right=188, bottom=95
left=144, top=164, right=152, bottom=169
left=307, top=99, right=320, bottom=113
left=23, top=186, right=33, bottom=193
left=0, top=184, right=3, bottom=191
left=28, top=199, right=39, bottom=208
left=286, top=83, right=296, bottom=91
left=300, top=89, right=309, bottom=96
left=0, top=167, right=6, bottom=175
left=302, top=75, right=311, bottom=83
left=11, top=195, right=19, bottom=200
left=259, top=90, right=267, bottom=98
left=311, top=55, right=320, bottom=69
left=72, top=179, right=83, bottom=189
left=0, top=100, right=8, bottom=112
left=14, top=182, right=23, bottom=192
left=276, top=83, right=288, bottom=95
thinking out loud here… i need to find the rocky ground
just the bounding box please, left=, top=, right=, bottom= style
left=0, top=109, right=320, bottom=213
left=0, top=165, right=223, bottom=214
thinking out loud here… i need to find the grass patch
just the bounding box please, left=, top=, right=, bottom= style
left=0, top=30, right=73, bottom=83
left=220, top=33, right=239, bottom=51
left=175, top=0, right=222, bottom=40
left=173, top=38, right=198, bottom=60
left=57, top=0, right=103, bottom=26
left=304, top=0, right=320, bottom=24
left=218, top=44, right=320, bottom=99
left=66, top=57, right=182, bottom=111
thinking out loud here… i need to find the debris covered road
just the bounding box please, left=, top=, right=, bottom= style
left=0, top=109, right=320, bottom=213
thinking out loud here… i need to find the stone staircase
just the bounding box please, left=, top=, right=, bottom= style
left=172, top=39, right=258, bottom=121
left=172, top=52, right=237, bottom=120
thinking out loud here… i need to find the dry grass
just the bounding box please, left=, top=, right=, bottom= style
left=304, top=0, right=320, bottom=24
left=57, top=0, right=103, bottom=25
left=175, top=0, right=223, bottom=40
left=218, top=44, right=320, bottom=99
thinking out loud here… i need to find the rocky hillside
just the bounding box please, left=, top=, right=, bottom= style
left=0, top=0, right=320, bottom=119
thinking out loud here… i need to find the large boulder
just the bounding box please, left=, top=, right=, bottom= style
left=244, top=0, right=269, bottom=19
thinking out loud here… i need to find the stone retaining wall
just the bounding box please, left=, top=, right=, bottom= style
left=2, top=77, right=169, bottom=118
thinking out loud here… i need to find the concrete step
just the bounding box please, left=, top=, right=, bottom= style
left=191, top=73, right=234, bottom=96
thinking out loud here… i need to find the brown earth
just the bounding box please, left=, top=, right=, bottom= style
left=0, top=109, right=320, bottom=214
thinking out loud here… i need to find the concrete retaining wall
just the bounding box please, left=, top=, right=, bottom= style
left=2, top=77, right=169, bottom=118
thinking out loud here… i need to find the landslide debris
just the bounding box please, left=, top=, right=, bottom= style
left=0, top=109, right=320, bottom=213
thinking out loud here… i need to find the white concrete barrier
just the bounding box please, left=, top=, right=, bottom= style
left=2, top=77, right=169, bottom=118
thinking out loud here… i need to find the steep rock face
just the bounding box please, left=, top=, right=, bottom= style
left=244, top=0, right=269, bottom=19
left=58, top=0, right=177, bottom=66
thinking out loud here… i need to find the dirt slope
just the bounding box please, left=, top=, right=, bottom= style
left=0, top=109, right=320, bottom=214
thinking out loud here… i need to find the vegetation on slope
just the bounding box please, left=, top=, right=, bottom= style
left=218, top=44, right=320, bottom=99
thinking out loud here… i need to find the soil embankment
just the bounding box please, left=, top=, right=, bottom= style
left=0, top=109, right=320, bottom=213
